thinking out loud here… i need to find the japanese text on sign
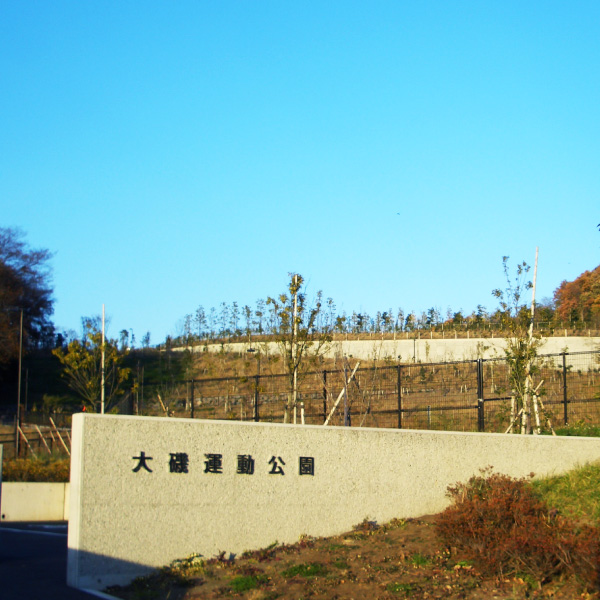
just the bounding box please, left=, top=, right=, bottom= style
left=132, top=452, right=315, bottom=476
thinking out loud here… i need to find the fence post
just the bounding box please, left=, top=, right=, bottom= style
left=322, top=370, right=328, bottom=423
left=477, top=359, right=485, bottom=432
left=397, top=365, right=403, bottom=429
left=14, top=413, right=18, bottom=458
left=15, top=405, right=23, bottom=457
left=253, top=374, right=260, bottom=422
left=343, top=363, right=350, bottom=426
left=190, top=380, right=195, bottom=419
left=562, top=353, right=568, bottom=426
left=140, top=367, right=145, bottom=415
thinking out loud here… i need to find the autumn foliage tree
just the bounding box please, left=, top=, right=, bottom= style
left=553, top=265, right=600, bottom=327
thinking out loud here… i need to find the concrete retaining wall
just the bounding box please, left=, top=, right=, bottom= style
left=187, top=336, right=599, bottom=363
left=68, top=414, right=600, bottom=591
left=0, top=482, right=69, bottom=521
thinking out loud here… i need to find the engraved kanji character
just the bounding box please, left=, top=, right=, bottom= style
left=237, top=454, right=255, bottom=475
left=268, top=456, right=285, bottom=475
left=299, top=456, right=315, bottom=476
left=169, top=452, right=189, bottom=473
left=204, top=453, right=223, bottom=473
left=132, top=451, right=153, bottom=473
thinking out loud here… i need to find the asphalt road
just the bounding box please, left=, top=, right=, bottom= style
left=0, top=522, right=104, bottom=600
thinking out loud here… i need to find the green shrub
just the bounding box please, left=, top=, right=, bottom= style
left=230, top=574, right=268, bottom=592
left=434, top=469, right=599, bottom=587
left=2, top=456, right=70, bottom=482
left=533, top=462, right=600, bottom=524
left=408, top=552, right=430, bottom=567
left=281, top=562, right=327, bottom=578
left=554, top=422, right=600, bottom=437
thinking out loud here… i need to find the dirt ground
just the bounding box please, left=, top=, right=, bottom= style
left=107, top=516, right=598, bottom=600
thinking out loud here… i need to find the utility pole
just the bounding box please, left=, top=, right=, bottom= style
left=292, top=274, right=299, bottom=424
left=101, top=304, right=105, bottom=414
left=15, top=308, right=23, bottom=456
left=526, top=247, right=540, bottom=434
left=528, top=247, right=539, bottom=340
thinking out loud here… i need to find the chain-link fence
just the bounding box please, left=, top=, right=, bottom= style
left=4, top=350, right=597, bottom=459
left=114, top=350, right=600, bottom=433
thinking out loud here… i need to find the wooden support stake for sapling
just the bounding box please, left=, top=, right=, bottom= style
left=532, top=380, right=556, bottom=436
left=537, top=395, right=556, bottom=435
left=530, top=378, right=545, bottom=435
left=157, top=393, right=169, bottom=416
left=48, top=428, right=56, bottom=442
left=50, top=417, right=70, bottom=455
left=505, top=408, right=524, bottom=434
left=34, top=424, right=52, bottom=454
left=17, top=426, right=37, bottom=458
left=324, top=362, right=360, bottom=426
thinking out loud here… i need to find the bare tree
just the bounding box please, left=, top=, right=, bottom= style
left=492, top=256, right=542, bottom=434
left=266, top=273, right=332, bottom=423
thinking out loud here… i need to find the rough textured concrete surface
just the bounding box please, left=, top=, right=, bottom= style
left=186, top=336, right=600, bottom=363
left=1, top=482, right=68, bottom=521
left=68, top=414, right=600, bottom=591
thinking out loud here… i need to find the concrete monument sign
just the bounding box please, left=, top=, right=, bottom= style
left=68, top=414, right=600, bottom=591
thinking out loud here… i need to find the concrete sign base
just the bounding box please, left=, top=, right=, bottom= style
left=67, top=414, right=600, bottom=591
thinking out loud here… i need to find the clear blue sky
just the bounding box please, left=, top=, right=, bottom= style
left=2, top=2, right=599, bottom=343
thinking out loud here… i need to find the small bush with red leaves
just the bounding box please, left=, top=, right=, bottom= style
left=434, top=469, right=599, bottom=587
